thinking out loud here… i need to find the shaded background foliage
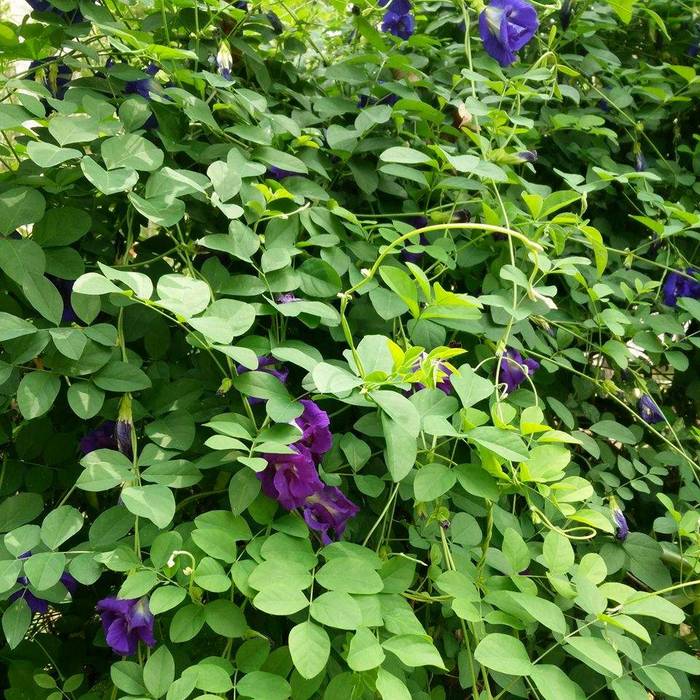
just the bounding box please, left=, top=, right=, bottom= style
left=0, top=0, right=699, bottom=698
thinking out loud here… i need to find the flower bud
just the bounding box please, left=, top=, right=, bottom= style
left=115, top=395, right=134, bottom=459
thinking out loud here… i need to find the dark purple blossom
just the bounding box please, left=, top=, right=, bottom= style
left=47, top=276, right=78, bottom=322
left=690, top=41, right=699, bottom=58
left=234, top=0, right=249, bottom=9
left=638, top=395, right=664, bottom=425
left=302, top=485, right=359, bottom=544
left=499, top=348, right=539, bottom=393
left=295, top=400, right=333, bottom=458
left=478, top=0, right=539, bottom=67
left=559, top=0, right=572, bottom=29
left=411, top=353, right=454, bottom=394
left=598, top=98, right=610, bottom=113
left=662, top=268, right=700, bottom=307
left=125, top=65, right=161, bottom=100
left=28, top=59, right=72, bottom=99
left=79, top=421, right=117, bottom=455
left=97, top=597, right=155, bottom=656
left=357, top=92, right=399, bottom=108
left=266, top=10, right=284, bottom=33
left=382, top=9, right=415, bottom=39
left=612, top=504, right=629, bottom=541
left=267, top=166, right=301, bottom=180
left=258, top=447, right=323, bottom=510
left=115, top=396, right=134, bottom=459
left=401, top=217, right=428, bottom=264
left=26, top=0, right=83, bottom=22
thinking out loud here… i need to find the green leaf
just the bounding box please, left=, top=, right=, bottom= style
left=2, top=599, right=31, bottom=649
left=24, top=551, right=66, bottom=590
left=253, top=584, right=309, bottom=616
left=382, top=413, right=417, bottom=482
left=0, top=238, right=45, bottom=284
left=26, top=141, right=82, bottom=167
left=128, top=193, right=185, bottom=227
left=0, top=493, right=44, bottom=532
left=67, top=382, right=105, bottom=419
left=605, top=0, right=636, bottom=23
left=77, top=449, right=132, bottom=492
left=289, top=621, right=330, bottom=679
left=189, top=299, right=256, bottom=343
left=379, top=266, right=419, bottom=317
left=414, top=463, right=456, bottom=501
left=236, top=671, right=290, bottom=700
left=146, top=411, right=195, bottom=451
left=233, top=371, right=290, bottom=401
left=49, top=328, right=87, bottom=360
left=93, top=361, right=152, bottom=392
left=382, top=635, right=446, bottom=669
left=565, top=636, right=622, bottom=677
left=17, top=372, right=61, bottom=419
left=0, top=312, right=36, bottom=341
left=376, top=669, right=411, bottom=700
left=347, top=627, right=385, bottom=671
left=81, top=156, right=139, bottom=195
left=590, top=420, right=637, bottom=444
left=169, top=604, right=206, bottom=643
left=468, top=427, right=529, bottom=461
left=379, top=146, right=432, bottom=165
left=0, top=187, right=46, bottom=235
left=474, top=633, right=533, bottom=675
left=530, top=665, right=586, bottom=700
left=205, top=599, right=247, bottom=638
left=120, top=486, right=175, bottom=528
left=157, top=274, right=211, bottom=318
left=451, top=365, right=494, bottom=408
left=101, top=134, right=164, bottom=171
left=40, top=506, right=83, bottom=550
left=312, top=362, right=362, bottom=395
left=310, top=591, right=362, bottom=629
left=22, top=273, right=64, bottom=324
left=316, top=558, right=384, bottom=594
left=143, top=646, right=175, bottom=699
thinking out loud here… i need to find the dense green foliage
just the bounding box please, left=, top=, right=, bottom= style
left=0, top=0, right=699, bottom=698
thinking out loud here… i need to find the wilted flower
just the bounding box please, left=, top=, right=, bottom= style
left=518, top=150, right=538, bottom=162
left=96, top=597, right=155, bottom=656
left=295, top=400, right=333, bottom=458
left=634, top=151, right=647, bottom=172
left=258, top=447, right=323, bottom=510
left=381, top=0, right=415, bottom=40
left=610, top=498, right=629, bottom=541
left=28, top=59, right=72, bottom=99
left=115, top=395, right=133, bottom=459
left=662, top=268, right=700, bottom=307
left=276, top=293, right=299, bottom=304
left=266, top=10, right=284, bottom=33
left=478, top=0, right=539, bottom=67
left=216, top=40, right=233, bottom=80
left=79, top=421, right=117, bottom=455
left=638, top=395, right=664, bottom=425
left=560, top=0, right=573, bottom=29
left=499, top=348, right=539, bottom=393
left=302, top=485, right=359, bottom=544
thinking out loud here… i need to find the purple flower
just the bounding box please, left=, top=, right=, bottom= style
left=559, top=0, right=572, bottom=29
left=382, top=9, right=415, bottom=39
left=234, top=0, right=249, bottom=9
left=26, top=0, right=83, bottom=22
left=612, top=504, right=629, bottom=541
left=79, top=421, right=117, bottom=455
left=276, top=293, right=299, bottom=304
left=401, top=217, right=428, bottom=264
left=295, top=400, right=333, bottom=458
left=638, top=395, right=664, bottom=425
left=662, top=268, right=700, bottom=307
left=478, top=0, right=539, bottom=67
left=518, top=150, right=538, bottom=162
left=115, top=395, right=134, bottom=459
left=357, top=92, right=399, bottom=108
left=125, top=65, right=161, bottom=100
left=47, top=276, right=78, bottom=322
left=499, top=348, right=539, bottom=393
left=28, top=59, right=72, bottom=99
left=598, top=98, right=610, bottom=113
left=302, top=486, right=359, bottom=544
left=10, top=571, right=77, bottom=614
left=97, top=597, right=155, bottom=656
left=258, top=447, right=323, bottom=510
left=267, top=166, right=301, bottom=180
left=216, top=41, right=233, bottom=81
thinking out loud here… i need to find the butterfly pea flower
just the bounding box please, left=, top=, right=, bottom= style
left=79, top=421, right=118, bottom=455
left=267, top=166, right=302, bottom=180
left=295, top=400, right=333, bottom=459
left=380, top=0, right=415, bottom=40
left=634, top=151, right=647, bottom=172
left=518, top=150, right=538, bottom=163
left=26, top=0, right=83, bottom=22
left=125, top=64, right=161, bottom=100
left=559, top=0, right=573, bottom=29
left=662, top=268, right=700, bottom=307
left=10, top=553, right=78, bottom=614
left=97, top=597, right=155, bottom=656
left=302, top=485, right=359, bottom=544
left=115, top=395, right=134, bottom=459
left=610, top=498, right=629, bottom=541
left=499, top=348, right=539, bottom=394
left=478, top=0, right=539, bottom=67
left=401, top=217, right=429, bottom=264
left=638, top=395, right=664, bottom=425
left=266, top=10, right=284, bottom=33
left=216, top=40, right=234, bottom=81
left=234, top=0, right=249, bottom=9
left=258, top=447, right=323, bottom=510
left=275, top=293, right=299, bottom=304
